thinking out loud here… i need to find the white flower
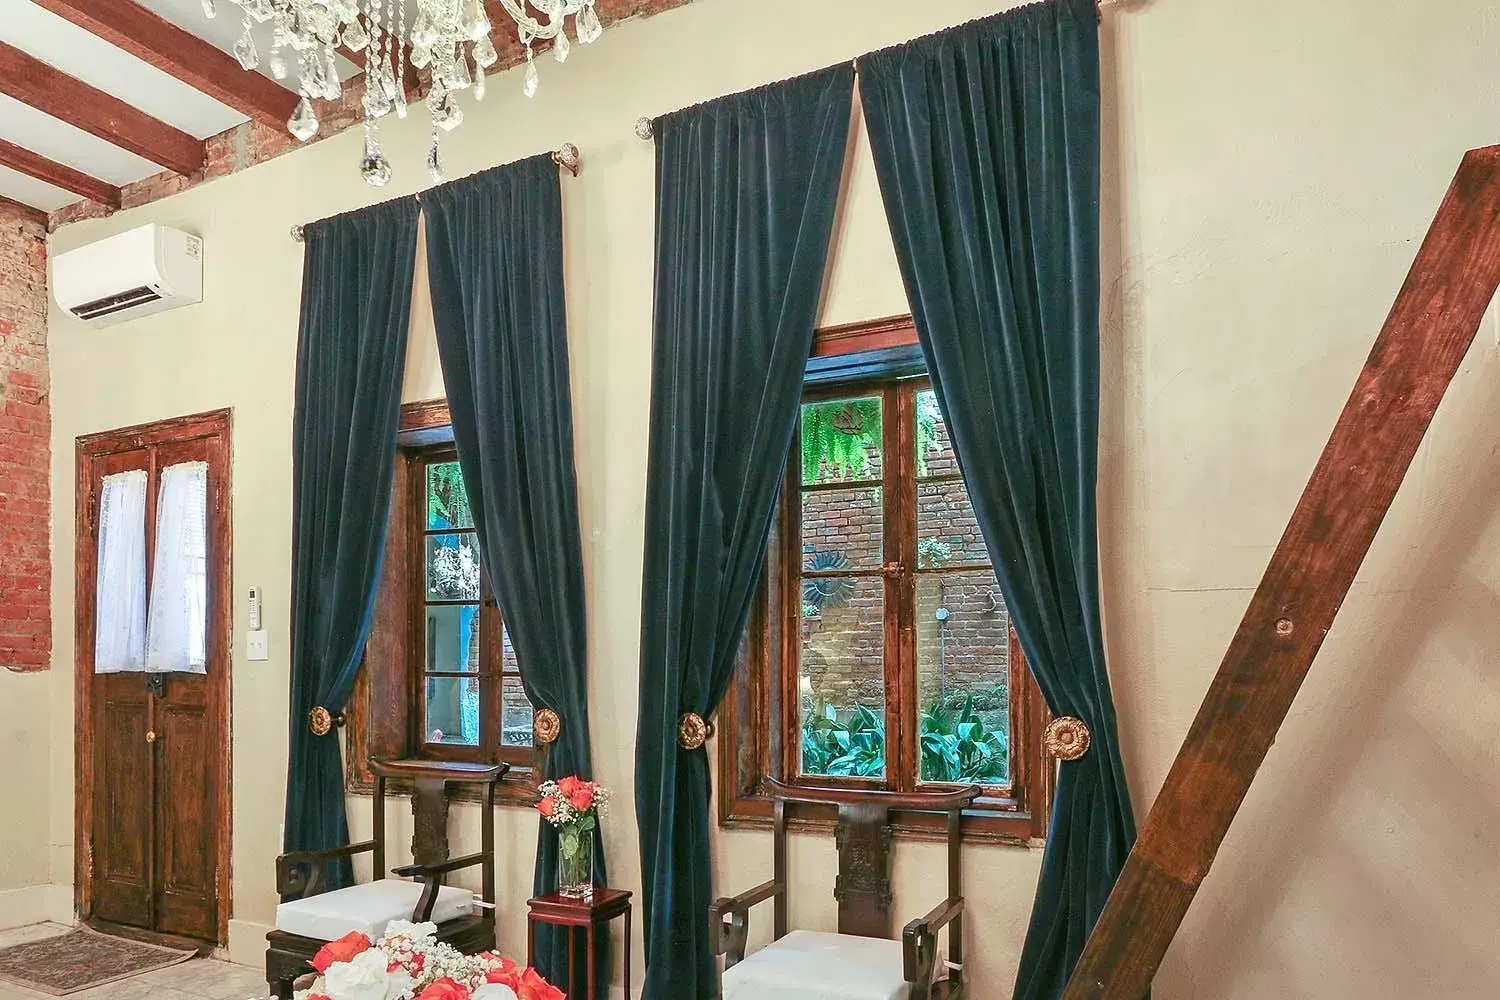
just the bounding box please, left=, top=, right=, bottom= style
left=324, top=949, right=402, bottom=1000
left=472, top=985, right=520, bottom=1000
left=381, top=919, right=438, bottom=944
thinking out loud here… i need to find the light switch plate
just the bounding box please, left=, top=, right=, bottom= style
left=247, top=629, right=269, bottom=661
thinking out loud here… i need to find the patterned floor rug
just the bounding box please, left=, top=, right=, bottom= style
left=0, top=925, right=196, bottom=995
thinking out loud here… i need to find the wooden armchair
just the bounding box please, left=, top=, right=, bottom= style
left=265, top=759, right=508, bottom=998
left=712, top=779, right=982, bottom=1000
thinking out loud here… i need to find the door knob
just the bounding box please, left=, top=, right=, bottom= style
left=146, top=731, right=157, bottom=744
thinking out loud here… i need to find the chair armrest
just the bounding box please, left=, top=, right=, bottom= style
left=391, top=852, right=487, bottom=880
left=391, top=852, right=487, bottom=922
left=903, top=897, right=964, bottom=997
left=276, top=840, right=378, bottom=898
left=709, top=878, right=782, bottom=968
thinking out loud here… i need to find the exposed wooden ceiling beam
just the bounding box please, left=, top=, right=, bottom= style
left=0, top=195, right=49, bottom=227
left=29, top=0, right=299, bottom=129
left=1060, top=144, right=1500, bottom=1000
left=0, top=137, right=120, bottom=209
left=0, top=40, right=203, bottom=177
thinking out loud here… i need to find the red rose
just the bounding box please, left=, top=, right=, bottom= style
left=311, top=930, right=372, bottom=973
left=556, top=776, right=581, bottom=797
left=568, top=786, right=594, bottom=812
left=538, top=797, right=559, bottom=818
left=517, top=967, right=565, bottom=1000
left=414, top=977, right=469, bottom=1000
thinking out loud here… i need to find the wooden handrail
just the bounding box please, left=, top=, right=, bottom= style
left=1062, top=144, right=1500, bottom=999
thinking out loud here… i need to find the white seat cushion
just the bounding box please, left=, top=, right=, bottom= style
left=722, top=930, right=910, bottom=1000
left=274, top=877, right=473, bottom=941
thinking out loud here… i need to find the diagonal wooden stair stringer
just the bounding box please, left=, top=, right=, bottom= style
left=1062, top=144, right=1500, bottom=1000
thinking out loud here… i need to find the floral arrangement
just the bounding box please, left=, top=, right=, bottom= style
left=536, top=776, right=608, bottom=897
left=297, top=921, right=562, bottom=1000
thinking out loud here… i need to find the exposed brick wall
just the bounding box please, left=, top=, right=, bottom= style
left=0, top=200, right=51, bottom=673
left=48, top=0, right=695, bottom=230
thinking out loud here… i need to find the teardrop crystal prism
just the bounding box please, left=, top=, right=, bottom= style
left=523, top=55, right=539, bottom=98
left=410, top=43, right=433, bottom=69
left=472, top=34, right=498, bottom=69
left=201, top=0, right=217, bottom=19
left=323, top=52, right=342, bottom=99
left=576, top=4, right=603, bottom=44
left=288, top=96, right=319, bottom=141
left=342, top=17, right=369, bottom=52
left=431, top=94, right=464, bottom=131
left=234, top=21, right=259, bottom=71
left=472, top=68, right=486, bottom=101
left=427, top=133, right=444, bottom=183
left=553, top=30, right=570, bottom=64
left=268, top=46, right=288, bottom=79
left=360, top=136, right=392, bottom=187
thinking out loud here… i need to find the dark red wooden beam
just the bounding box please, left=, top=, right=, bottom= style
left=0, top=137, right=120, bottom=209
left=30, top=0, right=298, bottom=129
left=0, top=195, right=49, bottom=227
left=0, top=39, right=203, bottom=176
left=1062, top=144, right=1500, bottom=1000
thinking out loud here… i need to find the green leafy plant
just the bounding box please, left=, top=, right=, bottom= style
left=919, top=696, right=1009, bottom=783
left=799, top=694, right=1009, bottom=784
left=916, top=537, right=952, bottom=569
left=800, top=394, right=945, bottom=483
left=801, top=702, right=886, bottom=777
left=427, top=461, right=472, bottom=529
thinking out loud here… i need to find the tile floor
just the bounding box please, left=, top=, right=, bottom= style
left=0, top=924, right=268, bottom=1000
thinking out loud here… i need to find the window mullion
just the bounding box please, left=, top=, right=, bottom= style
left=886, top=382, right=917, bottom=793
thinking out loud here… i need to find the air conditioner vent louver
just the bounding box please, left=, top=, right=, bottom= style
left=70, top=285, right=163, bottom=321
left=52, top=224, right=203, bottom=327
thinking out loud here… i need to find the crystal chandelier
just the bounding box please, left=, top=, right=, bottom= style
left=201, top=0, right=602, bottom=186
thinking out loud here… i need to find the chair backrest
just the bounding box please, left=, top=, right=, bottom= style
left=369, top=758, right=507, bottom=904
left=763, top=779, right=981, bottom=940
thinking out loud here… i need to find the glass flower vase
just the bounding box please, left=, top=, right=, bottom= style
left=557, top=824, right=594, bottom=899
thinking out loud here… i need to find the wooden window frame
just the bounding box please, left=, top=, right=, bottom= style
left=717, top=317, right=1053, bottom=845
left=345, top=399, right=538, bottom=806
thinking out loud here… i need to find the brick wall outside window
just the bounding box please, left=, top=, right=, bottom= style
left=0, top=202, right=51, bottom=673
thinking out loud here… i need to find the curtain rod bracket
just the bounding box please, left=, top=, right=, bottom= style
left=553, top=143, right=581, bottom=176
left=291, top=224, right=305, bottom=243
left=635, top=117, right=654, bottom=142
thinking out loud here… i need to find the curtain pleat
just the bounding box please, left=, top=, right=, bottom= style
left=859, top=3, right=1140, bottom=997
left=634, top=63, right=855, bottom=1000
left=421, top=154, right=607, bottom=997
left=284, top=197, right=419, bottom=890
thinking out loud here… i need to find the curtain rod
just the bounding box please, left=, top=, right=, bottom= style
left=633, top=0, right=1123, bottom=140
left=291, top=142, right=581, bottom=242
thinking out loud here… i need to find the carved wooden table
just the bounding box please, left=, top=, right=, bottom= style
left=526, top=888, right=632, bottom=999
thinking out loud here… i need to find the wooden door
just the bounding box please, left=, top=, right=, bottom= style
left=76, top=412, right=232, bottom=945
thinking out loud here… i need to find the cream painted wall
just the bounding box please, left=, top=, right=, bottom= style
left=35, top=0, right=1500, bottom=996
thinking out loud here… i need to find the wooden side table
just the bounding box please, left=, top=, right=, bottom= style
left=527, top=888, right=632, bottom=999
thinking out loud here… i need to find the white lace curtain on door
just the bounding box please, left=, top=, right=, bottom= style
left=94, top=469, right=148, bottom=673
left=145, top=461, right=209, bottom=673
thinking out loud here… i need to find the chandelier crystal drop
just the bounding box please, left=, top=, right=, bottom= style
left=209, top=0, right=603, bottom=186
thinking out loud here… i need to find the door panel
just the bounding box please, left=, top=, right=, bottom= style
left=154, top=676, right=216, bottom=939
left=93, top=683, right=151, bottom=928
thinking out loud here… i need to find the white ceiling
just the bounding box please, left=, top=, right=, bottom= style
left=0, top=0, right=357, bottom=212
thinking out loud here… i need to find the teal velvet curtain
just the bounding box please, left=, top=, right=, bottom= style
left=634, top=64, right=854, bottom=1000
left=421, top=154, right=605, bottom=998
left=284, top=197, right=419, bottom=888
left=859, top=3, right=1140, bottom=997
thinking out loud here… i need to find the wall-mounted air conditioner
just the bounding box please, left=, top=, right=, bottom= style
left=51, top=223, right=203, bottom=326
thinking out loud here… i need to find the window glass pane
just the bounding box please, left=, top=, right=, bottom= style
left=801, top=486, right=883, bottom=572
left=801, top=396, right=883, bottom=486
left=915, top=389, right=958, bottom=478
left=915, top=571, right=1011, bottom=785
left=425, top=604, right=480, bottom=673
left=425, top=674, right=481, bottom=745
left=426, top=532, right=481, bottom=601
left=799, top=575, right=886, bottom=778
left=427, top=461, right=474, bottom=529
left=917, top=481, right=989, bottom=567
left=502, top=674, right=534, bottom=748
